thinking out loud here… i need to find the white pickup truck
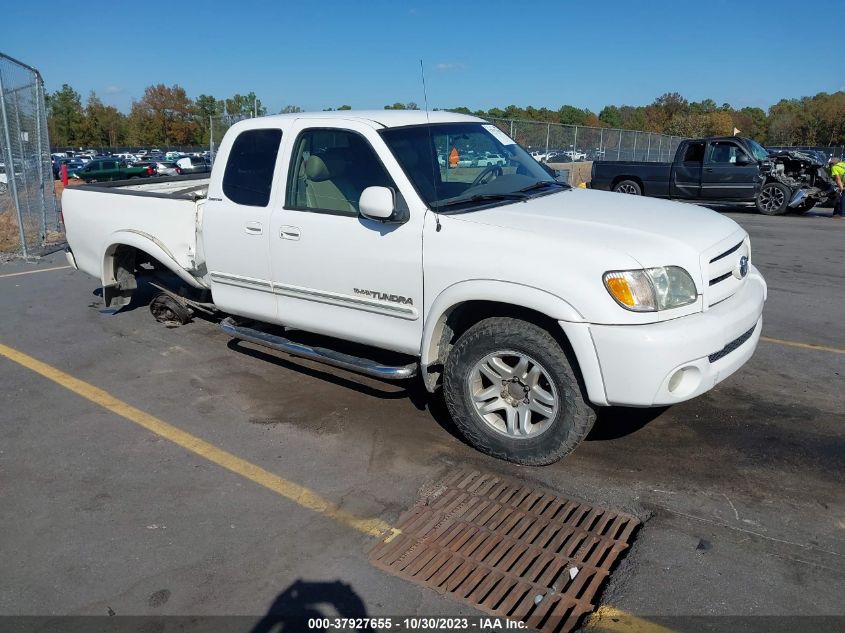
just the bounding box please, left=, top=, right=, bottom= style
left=63, top=111, right=766, bottom=465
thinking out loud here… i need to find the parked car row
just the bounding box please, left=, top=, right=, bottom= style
left=50, top=150, right=211, bottom=182
left=529, top=148, right=599, bottom=163
left=435, top=150, right=508, bottom=168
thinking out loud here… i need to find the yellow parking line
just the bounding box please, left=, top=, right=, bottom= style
left=588, top=606, right=676, bottom=633
left=0, top=342, right=400, bottom=542
left=0, top=265, right=71, bottom=279
left=760, top=336, right=845, bottom=355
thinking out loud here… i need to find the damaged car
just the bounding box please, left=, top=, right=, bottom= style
left=764, top=148, right=835, bottom=213
left=590, top=136, right=835, bottom=215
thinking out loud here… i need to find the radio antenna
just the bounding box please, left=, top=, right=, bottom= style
left=420, top=59, right=441, bottom=231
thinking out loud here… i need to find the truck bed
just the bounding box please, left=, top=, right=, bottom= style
left=74, top=173, right=210, bottom=199
left=62, top=174, right=208, bottom=289
left=591, top=161, right=672, bottom=197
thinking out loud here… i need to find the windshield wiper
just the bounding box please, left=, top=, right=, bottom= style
left=519, top=180, right=569, bottom=193
left=433, top=192, right=528, bottom=210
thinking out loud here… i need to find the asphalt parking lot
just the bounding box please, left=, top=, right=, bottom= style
left=0, top=209, right=843, bottom=632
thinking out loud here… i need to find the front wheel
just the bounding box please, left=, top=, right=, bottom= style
left=443, top=317, right=595, bottom=465
left=613, top=179, right=642, bottom=195
left=756, top=182, right=790, bottom=215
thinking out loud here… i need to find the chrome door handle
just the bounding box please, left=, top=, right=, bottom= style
left=244, top=221, right=263, bottom=235
left=280, top=225, right=301, bottom=240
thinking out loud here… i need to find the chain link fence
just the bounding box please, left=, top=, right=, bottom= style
left=0, top=53, right=62, bottom=257
left=486, top=118, right=685, bottom=163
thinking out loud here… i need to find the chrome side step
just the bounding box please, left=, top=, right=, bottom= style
left=220, top=317, right=418, bottom=380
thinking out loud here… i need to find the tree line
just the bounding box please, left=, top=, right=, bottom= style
left=46, top=83, right=845, bottom=149
left=46, top=84, right=271, bottom=148
left=448, top=91, right=845, bottom=146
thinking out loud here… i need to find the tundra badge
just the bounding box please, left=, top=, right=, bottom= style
left=354, top=288, right=414, bottom=305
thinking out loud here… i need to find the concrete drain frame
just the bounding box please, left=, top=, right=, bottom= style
left=370, top=470, right=640, bottom=633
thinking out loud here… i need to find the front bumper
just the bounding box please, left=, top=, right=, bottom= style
left=563, top=266, right=766, bottom=407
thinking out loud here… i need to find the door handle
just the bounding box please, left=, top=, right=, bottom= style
left=280, top=225, right=301, bottom=240
left=244, top=221, right=263, bottom=235
left=704, top=168, right=713, bottom=172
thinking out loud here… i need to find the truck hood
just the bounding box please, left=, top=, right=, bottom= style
left=447, top=188, right=742, bottom=263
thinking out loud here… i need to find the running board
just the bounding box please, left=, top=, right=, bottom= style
left=220, top=317, right=418, bottom=380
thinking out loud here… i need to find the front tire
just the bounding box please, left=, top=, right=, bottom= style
left=613, top=179, right=642, bottom=195
left=443, top=317, right=595, bottom=465
left=756, top=182, right=790, bottom=215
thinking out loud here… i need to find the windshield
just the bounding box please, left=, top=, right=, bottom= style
left=747, top=139, right=769, bottom=162
left=381, top=122, right=566, bottom=212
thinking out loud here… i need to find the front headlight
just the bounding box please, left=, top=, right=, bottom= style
left=603, top=266, right=698, bottom=312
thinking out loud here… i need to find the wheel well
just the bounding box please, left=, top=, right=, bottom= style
left=107, top=244, right=168, bottom=279
left=762, top=177, right=792, bottom=189
left=425, top=300, right=582, bottom=391
left=103, top=244, right=168, bottom=309
left=611, top=175, right=643, bottom=193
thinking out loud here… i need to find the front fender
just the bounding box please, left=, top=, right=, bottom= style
left=420, top=278, right=585, bottom=368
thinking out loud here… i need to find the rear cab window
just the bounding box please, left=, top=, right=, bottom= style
left=223, top=128, right=283, bottom=206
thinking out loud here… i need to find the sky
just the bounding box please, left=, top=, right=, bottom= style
left=1, top=0, right=840, bottom=115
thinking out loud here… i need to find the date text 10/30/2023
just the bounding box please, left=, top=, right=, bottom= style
left=306, top=617, right=527, bottom=630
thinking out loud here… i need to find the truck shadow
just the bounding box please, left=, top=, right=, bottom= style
left=226, top=338, right=665, bottom=446
left=226, top=339, right=472, bottom=447
left=586, top=406, right=668, bottom=441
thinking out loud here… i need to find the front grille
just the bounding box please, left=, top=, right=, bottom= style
left=709, top=271, right=733, bottom=286
left=705, top=239, right=749, bottom=307
left=709, top=240, right=743, bottom=264
left=708, top=324, right=757, bottom=363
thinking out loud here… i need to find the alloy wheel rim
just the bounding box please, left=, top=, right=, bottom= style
left=617, top=183, right=637, bottom=194
left=467, top=350, right=559, bottom=439
left=761, top=186, right=785, bottom=211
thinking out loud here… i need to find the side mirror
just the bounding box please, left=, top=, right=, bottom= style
left=359, top=186, right=395, bottom=221
left=735, top=153, right=752, bottom=166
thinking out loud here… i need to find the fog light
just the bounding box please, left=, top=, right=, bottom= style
left=668, top=369, right=685, bottom=392
left=667, top=366, right=702, bottom=396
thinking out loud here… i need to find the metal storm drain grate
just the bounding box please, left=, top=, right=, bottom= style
left=370, top=470, right=639, bottom=633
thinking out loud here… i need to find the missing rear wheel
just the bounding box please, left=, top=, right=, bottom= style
left=149, top=293, right=192, bottom=327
